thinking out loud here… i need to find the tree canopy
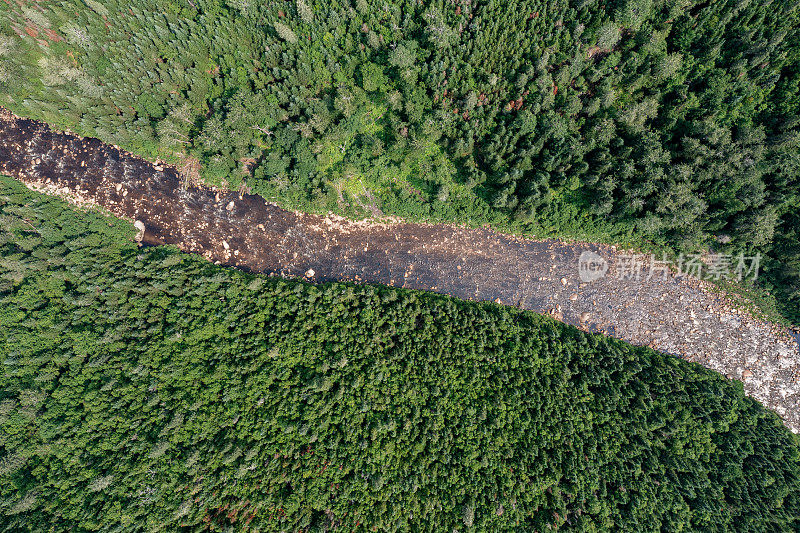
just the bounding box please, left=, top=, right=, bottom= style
left=1, top=175, right=799, bottom=530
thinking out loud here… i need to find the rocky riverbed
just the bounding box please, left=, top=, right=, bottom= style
left=2, top=107, right=799, bottom=432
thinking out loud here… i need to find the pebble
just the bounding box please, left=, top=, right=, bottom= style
left=133, top=221, right=145, bottom=242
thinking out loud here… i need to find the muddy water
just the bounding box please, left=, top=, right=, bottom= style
left=2, top=108, right=800, bottom=433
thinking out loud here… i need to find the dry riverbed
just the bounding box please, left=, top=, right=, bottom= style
left=2, top=107, right=799, bottom=432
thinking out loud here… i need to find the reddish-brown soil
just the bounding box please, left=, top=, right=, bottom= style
left=1, top=107, right=799, bottom=432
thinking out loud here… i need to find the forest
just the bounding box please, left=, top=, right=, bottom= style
left=0, top=0, right=798, bottom=322
left=2, top=175, right=800, bottom=529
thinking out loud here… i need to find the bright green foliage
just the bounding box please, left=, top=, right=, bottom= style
left=0, top=0, right=798, bottom=321
left=1, top=176, right=799, bottom=530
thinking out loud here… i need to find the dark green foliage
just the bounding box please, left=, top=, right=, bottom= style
left=0, top=0, right=798, bottom=322
left=2, top=176, right=800, bottom=530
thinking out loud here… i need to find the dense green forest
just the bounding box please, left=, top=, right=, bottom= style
left=0, top=0, right=798, bottom=321
left=2, top=175, right=800, bottom=530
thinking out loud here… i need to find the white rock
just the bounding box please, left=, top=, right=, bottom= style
left=133, top=221, right=145, bottom=242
